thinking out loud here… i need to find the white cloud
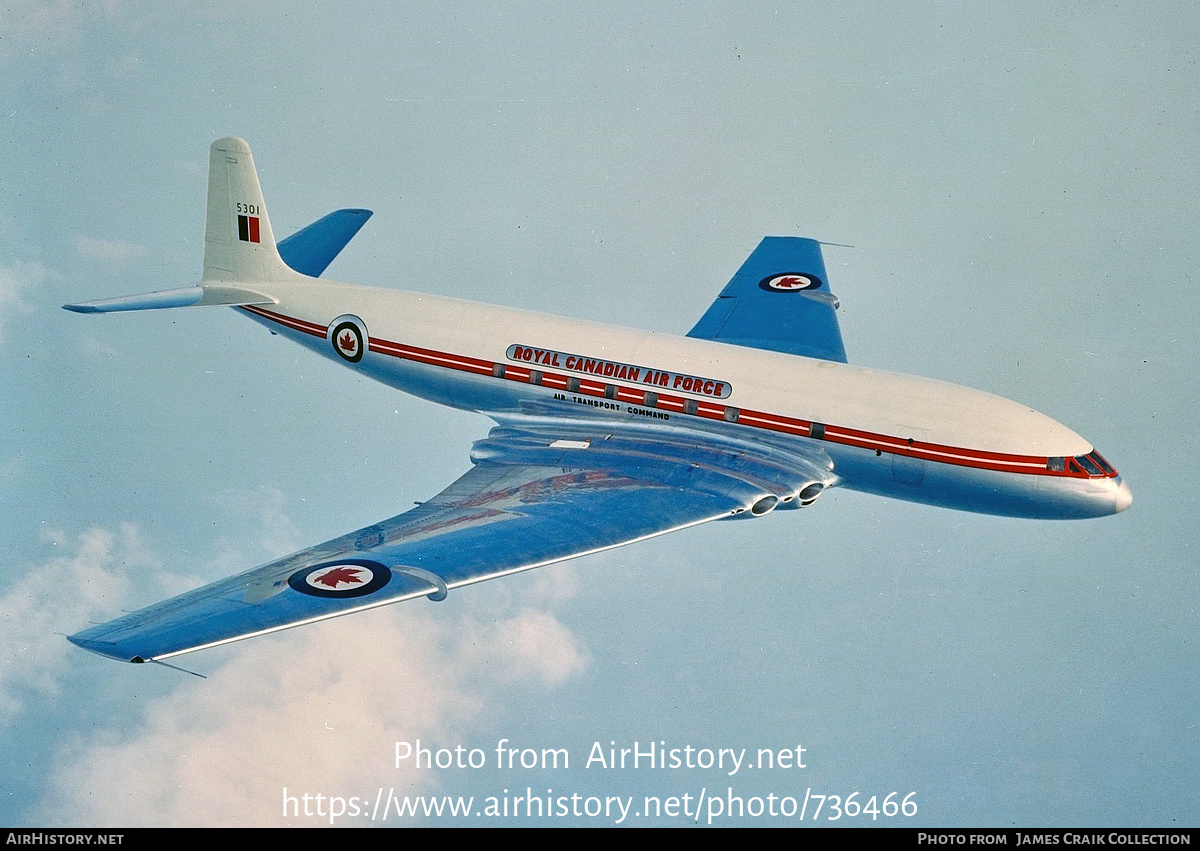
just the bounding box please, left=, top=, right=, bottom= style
left=42, top=600, right=587, bottom=826
left=0, top=1, right=83, bottom=50
left=204, top=485, right=304, bottom=573
left=0, top=1, right=124, bottom=57
left=72, top=235, right=148, bottom=265
left=0, top=261, right=49, bottom=346
left=0, top=524, right=174, bottom=720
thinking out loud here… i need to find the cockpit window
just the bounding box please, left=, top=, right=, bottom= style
left=1075, top=454, right=1104, bottom=476
left=1049, top=452, right=1118, bottom=478
left=1088, top=451, right=1117, bottom=476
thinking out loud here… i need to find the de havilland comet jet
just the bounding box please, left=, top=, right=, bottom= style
left=65, top=137, right=1131, bottom=666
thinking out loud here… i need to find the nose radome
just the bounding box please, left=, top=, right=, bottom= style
left=1114, top=478, right=1133, bottom=513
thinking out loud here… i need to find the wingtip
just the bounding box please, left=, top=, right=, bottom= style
left=67, top=630, right=142, bottom=663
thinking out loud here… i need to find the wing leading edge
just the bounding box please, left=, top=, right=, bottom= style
left=687, top=237, right=848, bottom=363
left=69, top=419, right=834, bottom=663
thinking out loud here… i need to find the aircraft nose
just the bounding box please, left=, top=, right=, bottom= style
left=1113, top=478, right=1133, bottom=513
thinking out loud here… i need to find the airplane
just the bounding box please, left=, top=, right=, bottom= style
left=64, top=137, right=1131, bottom=667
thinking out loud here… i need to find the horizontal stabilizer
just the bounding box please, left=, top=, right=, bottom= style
left=277, top=209, right=373, bottom=277
left=63, top=284, right=276, bottom=314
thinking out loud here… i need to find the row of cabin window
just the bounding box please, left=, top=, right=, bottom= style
left=490, top=363, right=736, bottom=420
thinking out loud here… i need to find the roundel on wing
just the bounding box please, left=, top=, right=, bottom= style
left=288, top=560, right=392, bottom=598
left=759, top=273, right=822, bottom=293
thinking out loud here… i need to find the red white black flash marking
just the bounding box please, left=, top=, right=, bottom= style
left=237, top=214, right=261, bottom=244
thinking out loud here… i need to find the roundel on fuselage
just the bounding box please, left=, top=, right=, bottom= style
left=327, top=314, right=368, bottom=363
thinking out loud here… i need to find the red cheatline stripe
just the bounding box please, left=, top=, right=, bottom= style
left=737, top=410, right=811, bottom=437
left=240, top=306, right=1105, bottom=479
left=370, top=338, right=494, bottom=375
left=695, top=402, right=726, bottom=421
left=821, top=424, right=1048, bottom=470
left=241, top=305, right=324, bottom=336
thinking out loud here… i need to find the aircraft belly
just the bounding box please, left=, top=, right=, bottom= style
left=826, top=441, right=1051, bottom=518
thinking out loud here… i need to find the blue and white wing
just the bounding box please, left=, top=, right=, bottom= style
left=687, top=237, right=847, bottom=362
left=69, top=421, right=835, bottom=664
left=276, top=209, right=373, bottom=277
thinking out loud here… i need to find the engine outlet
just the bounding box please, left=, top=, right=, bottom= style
left=751, top=495, right=779, bottom=516
left=797, top=482, right=826, bottom=506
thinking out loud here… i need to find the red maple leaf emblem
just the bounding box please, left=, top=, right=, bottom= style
left=772, top=275, right=808, bottom=289
left=313, top=566, right=365, bottom=588
left=339, top=331, right=358, bottom=353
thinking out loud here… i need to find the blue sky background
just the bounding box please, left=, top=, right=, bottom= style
left=1, top=1, right=1195, bottom=827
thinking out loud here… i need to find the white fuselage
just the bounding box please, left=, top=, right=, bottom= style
left=239, top=279, right=1130, bottom=519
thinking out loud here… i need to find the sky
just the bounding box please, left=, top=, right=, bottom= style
left=1, top=1, right=1196, bottom=828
